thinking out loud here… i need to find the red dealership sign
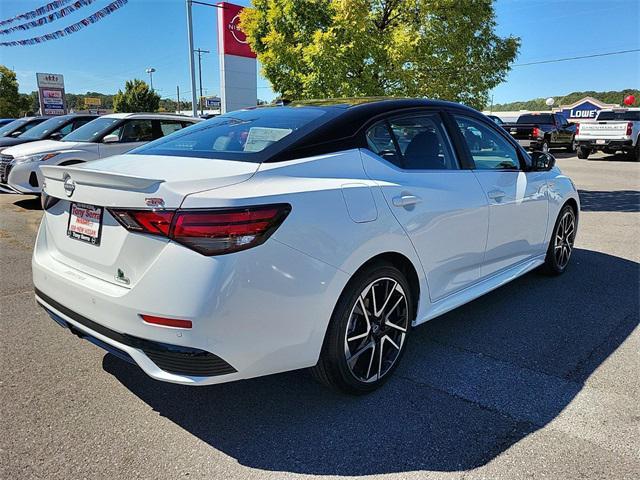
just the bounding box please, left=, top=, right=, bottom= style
left=217, top=2, right=256, bottom=58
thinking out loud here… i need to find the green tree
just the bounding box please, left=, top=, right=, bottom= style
left=0, top=65, right=30, bottom=117
left=240, top=0, right=519, bottom=109
left=113, top=79, right=160, bottom=113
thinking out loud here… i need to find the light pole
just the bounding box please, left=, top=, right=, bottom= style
left=145, top=67, right=156, bottom=91
left=194, top=48, right=210, bottom=115
left=186, top=0, right=198, bottom=117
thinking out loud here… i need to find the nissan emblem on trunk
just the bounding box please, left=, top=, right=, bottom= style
left=63, top=173, right=75, bottom=197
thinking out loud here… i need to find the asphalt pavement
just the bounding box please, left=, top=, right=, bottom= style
left=1, top=151, right=638, bottom=479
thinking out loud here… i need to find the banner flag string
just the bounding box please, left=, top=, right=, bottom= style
left=0, top=0, right=97, bottom=36
left=0, top=0, right=74, bottom=27
left=1, top=0, right=129, bottom=47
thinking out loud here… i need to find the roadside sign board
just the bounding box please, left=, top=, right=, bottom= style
left=205, top=97, right=221, bottom=108
left=36, top=73, right=66, bottom=115
left=84, top=97, right=101, bottom=107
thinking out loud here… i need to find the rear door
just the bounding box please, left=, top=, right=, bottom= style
left=452, top=114, right=549, bottom=278
left=362, top=111, right=489, bottom=301
left=98, top=119, right=154, bottom=158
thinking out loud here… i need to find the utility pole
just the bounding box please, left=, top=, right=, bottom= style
left=194, top=48, right=210, bottom=115
left=176, top=85, right=180, bottom=114
left=185, top=0, right=197, bottom=117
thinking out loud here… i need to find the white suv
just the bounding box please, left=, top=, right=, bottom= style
left=0, top=113, right=200, bottom=194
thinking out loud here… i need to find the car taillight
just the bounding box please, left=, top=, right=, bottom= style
left=109, top=204, right=291, bottom=256
left=626, top=122, right=633, bottom=136
left=110, top=210, right=174, bottom=236
left=532, top=127, right=541, bottom=138
left=575, top=123, right=580, bottom=135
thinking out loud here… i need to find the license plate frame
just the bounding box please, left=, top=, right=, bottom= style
left=595, top=139, right=606, bottom=145
left=67, top=202, right=103, bottom=246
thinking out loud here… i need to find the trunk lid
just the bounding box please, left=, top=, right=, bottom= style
left=40, top=154, right=259, bottom=286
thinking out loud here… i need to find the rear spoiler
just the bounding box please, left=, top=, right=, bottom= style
left=40, top=165, right=164, bottom=192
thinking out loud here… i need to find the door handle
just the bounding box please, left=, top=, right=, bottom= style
left=392, top=194, right=422, bottom=207
left=487, top=189, right=506, bottom=200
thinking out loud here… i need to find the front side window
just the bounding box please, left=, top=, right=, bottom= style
left=454, top=116, right=520, bottom=170
left=366, top=114, right=458, bottom=170
left=110, top=120, right=154, bottom=143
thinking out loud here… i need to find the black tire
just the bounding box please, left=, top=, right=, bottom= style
left=311, top=261, right=414, bottom=394
left=577, top=146, right=590, bottom=159
left=540, top=204, right=577, bottom=276
left=629, top=143, right=640, bottom=162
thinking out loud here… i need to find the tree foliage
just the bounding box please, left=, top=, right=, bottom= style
left=240, top=0, right=520, bottom=109
left=492, top=89, right=640, bottom=111
left=0, top=65, right=31, bottom=117
left=113, top=79, right=160, bottom=113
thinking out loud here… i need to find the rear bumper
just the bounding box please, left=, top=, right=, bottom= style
left=37, top=288, right=237, bottom=378
left=32, top=217, right=348, bottom=385
left=576, top=139, right=633, bottom=151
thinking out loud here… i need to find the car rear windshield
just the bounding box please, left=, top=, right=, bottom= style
left=517, top=114, right=553, bottom=124
left=596, top=110, right=640, bottom=121
left=130, top=107, right=336, bottom=162
left=19, top=116, right=69, bottom=140
left=62, top=117, right=121, bottom=142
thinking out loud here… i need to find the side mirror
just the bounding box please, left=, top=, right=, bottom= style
left=49, top=132, right=63, bottom=141
left=102, top=134, right=119, bottom=144
left=531, top=151, right=555, bottom=171
left=10, top=130, right=22, bottom=137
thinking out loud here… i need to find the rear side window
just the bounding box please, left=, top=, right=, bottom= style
left=366, top=114, right=458, bottom=170
left=517, top=114, right=553, bottom=124
left=158, top=120, right=186, bottom=137
left=131, top=107, right=334, bottom=162
left=454, top=115, right=520, bottom=170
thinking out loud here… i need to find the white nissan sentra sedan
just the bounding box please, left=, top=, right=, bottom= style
left=1, top=113, right=200, bottom=194
left=33, top=98, right=579, bottom=394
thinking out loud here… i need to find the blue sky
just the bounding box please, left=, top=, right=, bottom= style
left=1, top=0, right=638, bottom=104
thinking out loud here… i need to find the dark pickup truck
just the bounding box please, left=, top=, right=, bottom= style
left=503, top=113, right=576, bottom=153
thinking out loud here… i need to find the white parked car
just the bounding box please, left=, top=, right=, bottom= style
left=32, top=99, right=580, bottom=394
left=0, top=113, right=200, bottom=194
left=575, top=108, right=640, bottom=160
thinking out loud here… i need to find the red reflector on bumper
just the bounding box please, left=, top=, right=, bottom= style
left=140, top=314, right=192, bottom=329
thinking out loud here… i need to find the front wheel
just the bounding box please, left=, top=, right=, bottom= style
left=541, top=205, right=577, bottom=276
left=312, top=261, right=413, bottom=394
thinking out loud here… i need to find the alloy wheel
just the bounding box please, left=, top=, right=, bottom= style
left=554, top=209, right=576, bottom=268
left=344, top=277, right=409, bottom=383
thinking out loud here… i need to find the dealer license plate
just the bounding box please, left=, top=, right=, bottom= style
left=67, top=202, right=103, bottom=246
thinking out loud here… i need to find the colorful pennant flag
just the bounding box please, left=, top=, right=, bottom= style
left=0, top=0, right=129, bottom=47
left=1, top=0, right=97, bottom=36
left=0, top=0, right=74, bottom=27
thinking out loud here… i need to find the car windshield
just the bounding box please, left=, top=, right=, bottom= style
left=131, top=107, right=335, bottom=162
left=517, top=114, right=553, bottom=124
left=596, top=110, right=640, bottom=121
left=62, top=117, right=121, bottom=142
left=0, top=118, right=29, bottom=137
left=19, top=116, right=69, bottom=140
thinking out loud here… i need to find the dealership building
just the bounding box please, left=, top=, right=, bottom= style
left=486, top=96, right=621, bottom=123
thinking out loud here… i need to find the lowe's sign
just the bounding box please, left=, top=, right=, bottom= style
left=556, top=97, right=619, bottom=121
